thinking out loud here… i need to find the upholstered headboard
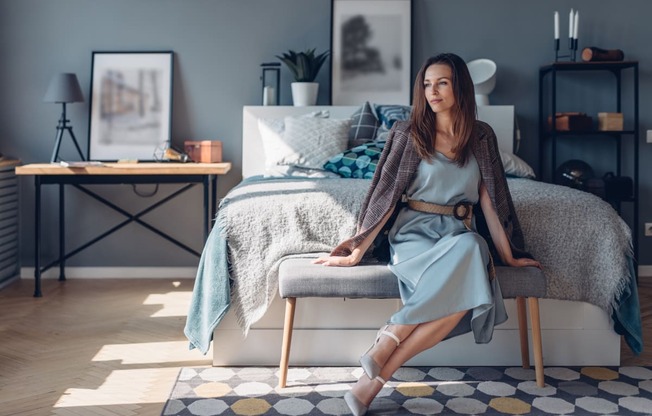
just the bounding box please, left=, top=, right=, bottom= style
left=242, top=105, right=515, bottom=178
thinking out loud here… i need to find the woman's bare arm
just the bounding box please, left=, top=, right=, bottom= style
left=314, top=208, right=395, bottom=267
left=479, top=182, right=540, bottom=268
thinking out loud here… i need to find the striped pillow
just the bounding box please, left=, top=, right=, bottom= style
left=374, top=104, right=412, bottom=140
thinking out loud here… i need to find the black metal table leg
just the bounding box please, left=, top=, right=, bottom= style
left=34, top=176, right=42, bottom=297
left=59, top=184, right=66, bottom=281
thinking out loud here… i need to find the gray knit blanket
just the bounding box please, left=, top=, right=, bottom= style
left=217, top=176, right=632, bottom=334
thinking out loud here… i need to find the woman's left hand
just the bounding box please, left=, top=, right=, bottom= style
left=505, top=257, right=541, bottom=269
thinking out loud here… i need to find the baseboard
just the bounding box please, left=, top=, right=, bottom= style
left=639, top=265, right=652, bottom=278
left=20, top=267, right=197, bottom=279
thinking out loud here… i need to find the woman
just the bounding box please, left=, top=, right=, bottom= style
left=314, top=53, right=541, bottom=415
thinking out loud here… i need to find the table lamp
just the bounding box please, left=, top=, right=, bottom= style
left=467, top=59, right=497, bottom=106
left=43, top=73, right=86, bottom=163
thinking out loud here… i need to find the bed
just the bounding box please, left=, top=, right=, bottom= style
left=185, top=105, right=641, bottom=367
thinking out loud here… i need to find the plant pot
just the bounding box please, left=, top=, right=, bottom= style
left=291, top=82, right=319, bottom=106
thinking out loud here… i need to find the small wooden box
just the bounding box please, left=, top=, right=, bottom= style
left=547, top=112, right=593, bottom=131
left=184, top=140, right=223, bottom=163
left=598, top=112, right=624, bottom=131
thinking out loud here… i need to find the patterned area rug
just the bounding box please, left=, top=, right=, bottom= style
left=162, top=366, right=652, bottom=415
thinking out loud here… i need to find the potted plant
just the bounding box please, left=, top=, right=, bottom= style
left=276, top=48, right=329, bottom=106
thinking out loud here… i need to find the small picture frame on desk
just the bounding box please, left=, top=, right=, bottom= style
left=88, top=51, right=174, bottom=161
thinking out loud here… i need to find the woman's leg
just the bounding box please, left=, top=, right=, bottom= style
left=350, top=310, right=468, bottom=406
left=362, top=323, right=417, bottom=374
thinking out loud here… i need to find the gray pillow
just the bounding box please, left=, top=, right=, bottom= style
left=500, top=150, right=536, bottom=179
left=349, top=101, right=381, bottom=147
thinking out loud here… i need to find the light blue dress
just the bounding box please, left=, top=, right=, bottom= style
left=387, top=152, right=508, bottom=343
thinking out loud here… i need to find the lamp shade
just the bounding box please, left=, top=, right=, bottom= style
left=43, top=73, right=84, bottom=103
left=467, top=59, right=496, bottom=106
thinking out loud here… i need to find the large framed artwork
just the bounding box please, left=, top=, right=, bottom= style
left=88, top=51, right=174, bottom=161
left=330, top=0, right=412, bottom=105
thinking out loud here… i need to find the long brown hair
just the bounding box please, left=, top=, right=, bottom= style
left=409, top=53, right=477, bottom=166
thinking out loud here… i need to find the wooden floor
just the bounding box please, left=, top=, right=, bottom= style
left=0, top=278, right=212, bottom=416
left=0, top=276, right=650, bottom=416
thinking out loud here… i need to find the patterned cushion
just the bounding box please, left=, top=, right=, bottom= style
left=374, top=104, right=412, bottom=140
left=261, top=117, right=351, bottom=171
left=375, top=104, right=412, bottom=129
left=323, top=141, right=386, bottom=179
left=258, top=110, right=329, bottom=151
left=259, top=112, right=347, bottom=177
left=349, top=101, right=381, bottom=147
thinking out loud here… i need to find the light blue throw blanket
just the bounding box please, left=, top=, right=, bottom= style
left=185, top=177, right=642, bottom=355
left=184, top=219, right=230, bottom=354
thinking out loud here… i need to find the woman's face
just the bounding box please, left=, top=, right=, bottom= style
left=423, top=63, right=455, bottom=114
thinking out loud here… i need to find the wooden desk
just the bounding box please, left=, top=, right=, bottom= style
left=16, top=162, right=231, bottom=297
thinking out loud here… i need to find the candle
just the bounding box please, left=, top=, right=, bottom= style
left=569, top=8, right=574, bottom=38
left=263, top=86, right=275, bottom=106
left=554, top=11, right=559, bottom=39
left=573, top=10, right=579, bottom=39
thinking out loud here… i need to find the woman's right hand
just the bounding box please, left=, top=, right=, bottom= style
left=312, top=254, right=361, bottom=267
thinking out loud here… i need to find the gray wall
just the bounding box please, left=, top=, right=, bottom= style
left=0, top=0, right=650, bottom=267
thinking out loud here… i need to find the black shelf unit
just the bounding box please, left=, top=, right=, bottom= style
left=538, top=61, right=639, bottom=261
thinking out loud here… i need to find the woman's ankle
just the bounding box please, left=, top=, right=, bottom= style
left=371, top=326, right=403, bottom=365
left=351, top=374, right=384, bottom=406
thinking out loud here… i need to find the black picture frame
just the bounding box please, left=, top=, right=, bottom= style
left=330, top=0, right=412, bottom=105
left=87, top=51, right=174, bottom=161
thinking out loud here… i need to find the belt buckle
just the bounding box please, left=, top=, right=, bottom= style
left=453, top=201, right=470, bottom=220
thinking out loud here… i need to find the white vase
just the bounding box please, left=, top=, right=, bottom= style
left=291, top=82, right=319, bottom=106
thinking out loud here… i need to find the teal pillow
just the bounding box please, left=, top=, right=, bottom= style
left=374, top=104, right=412, bottom=140
left=375, top=104, right=412, bottom=129
left=323, top=141, right=386, bottom=179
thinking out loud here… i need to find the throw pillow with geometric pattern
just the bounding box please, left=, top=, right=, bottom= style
left=375, top=104, right=412, bottom=129
left=373, top=104, right=412, bottom=140
left=279, top=117, right=351, bottom=169
left=349, top=101, right=381, bottom=147
left=323, top=141, right=386, bottom=179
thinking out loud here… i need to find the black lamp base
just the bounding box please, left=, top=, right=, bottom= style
left=51, top=102, right=85, bottom=163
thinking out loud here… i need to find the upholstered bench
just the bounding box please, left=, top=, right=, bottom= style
left=277, top=257, right=546, bottom=388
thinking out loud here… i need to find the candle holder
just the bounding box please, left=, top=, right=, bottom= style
left=555, top=38, right=578, bottom=62
left=260, top=62, right=280, bottom=106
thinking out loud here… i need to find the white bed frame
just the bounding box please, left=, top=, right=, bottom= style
left=211, top=105, right=620, bottom=367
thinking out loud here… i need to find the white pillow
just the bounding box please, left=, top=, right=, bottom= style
left=258, top=111, right=331, bottom=177
left=499, top=150, right=536, bottom=179
left=259, top=110, right=330, bottom=141
left=282, top=117, right=351, bottom=168
left=259, top=116, right=351, bottom=174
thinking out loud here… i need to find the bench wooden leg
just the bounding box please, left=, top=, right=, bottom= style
left=516, top=296, right=530, bottom=369
left=528, top=297, right=545, bottom=387
left=278, top=297, right=296, bottom=388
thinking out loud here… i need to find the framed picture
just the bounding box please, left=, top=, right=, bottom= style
left=330, top=0, right=412, bottom=105
left=88, top=51, right=173, bottom=161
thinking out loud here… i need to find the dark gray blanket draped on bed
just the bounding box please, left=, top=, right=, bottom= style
left=184, top=176, right=642, bottom=355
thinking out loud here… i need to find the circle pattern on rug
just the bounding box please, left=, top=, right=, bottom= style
left=164, top=366, right=652, bottom=415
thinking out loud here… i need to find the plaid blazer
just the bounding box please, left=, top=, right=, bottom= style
left=331, top=120, right=532, bottom=263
